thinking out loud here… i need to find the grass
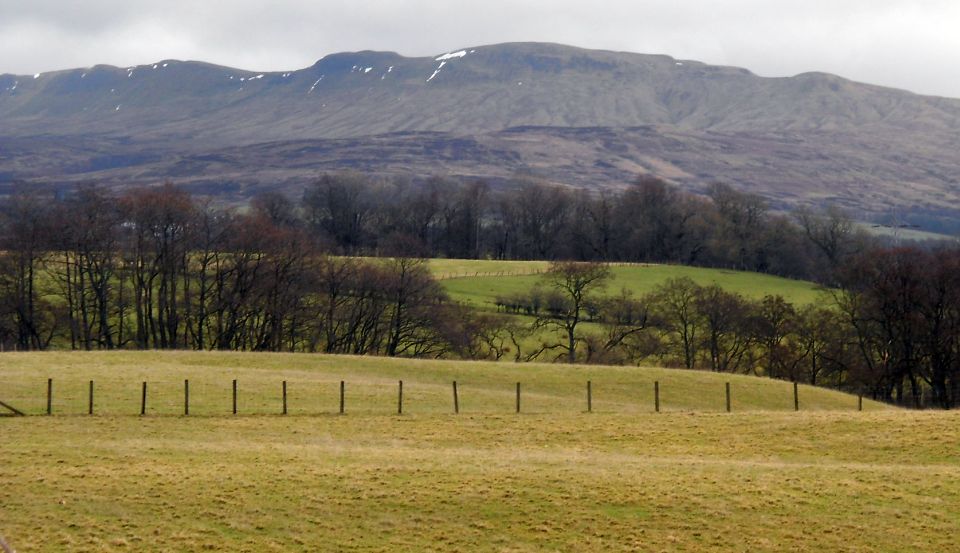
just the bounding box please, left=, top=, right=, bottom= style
left=2, top=353, right=956, bottom=552
left=427, top=258, right=550, bottom=280
left=2, top=369, right=958, bottom=551
left=435, top=261, right=829, bottom=309
left=0, top=351, right=879, bottom=416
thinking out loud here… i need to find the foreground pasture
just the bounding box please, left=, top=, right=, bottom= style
left=3, top=411, right=959, bottom=552
left=4, top=352, right=955, bottom=552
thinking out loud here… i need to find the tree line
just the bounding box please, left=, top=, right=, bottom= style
left=296, top=173, right=874, bottom=282
left=0, top=185, right=494, bottom=358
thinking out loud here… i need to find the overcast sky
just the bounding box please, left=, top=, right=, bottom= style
left=2, top=0, right=959, bottom=97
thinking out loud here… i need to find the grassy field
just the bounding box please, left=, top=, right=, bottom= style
left=0, top=351, right=876, bottom=416
left=7, top=354, right=956, bottom=552
left=434, top=261, right=828, bottom=309
left=427, top=259, right=550, bottom=280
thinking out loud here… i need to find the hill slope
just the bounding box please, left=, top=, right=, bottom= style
left=3, top=42, right=960, bottom=220
left=0, top=351, right=877, bottom=415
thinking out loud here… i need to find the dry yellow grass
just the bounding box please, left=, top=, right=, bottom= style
left=0, top=351, right=880, bottom=416
left=2, top=411, right=959, bottom=552
left=4, top=352, right=953, bottom=553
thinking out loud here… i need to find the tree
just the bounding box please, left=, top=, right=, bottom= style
left=694, top=285, right=752, bottom=373
left=382, top=256, right=448, bottom=357
left=648, top=277, right=702, bottom=369
left=536, top=261, right=612, bottom=363
left=795, top=205, right=863, bottom=278
left=753, top=295, right=800, bottom=379
left=303, top=173, right=374, bottom=253
left=121, top=184, right=196, bottom=349
left=707, top=182, right=768, bottom=271
left=0, top=187, right=57, bottom=350
left=794, top=305, right=848, bottom=387
left=587, top=289, right=650, bottom=364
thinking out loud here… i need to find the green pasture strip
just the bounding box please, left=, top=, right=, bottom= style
left=441, top=263, right=829, bottom=309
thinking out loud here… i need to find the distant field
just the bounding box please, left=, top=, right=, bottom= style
left=3, top=353, right=959, bottom=552
left=857, top=222, right=958, bottom=242
left=434, top=261, right=828, bottom=309
left=428, top=258, right=550, bottom=280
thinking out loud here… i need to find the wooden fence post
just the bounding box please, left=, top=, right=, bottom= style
left=339, top=381, right=345, bottom=414
left=587, top=380, right=592, bottom=413
left=398, top=380, right=403, bottom=415
left=282, top=381, right=288, bottom=415
left=46, top=378, right=52, bottom=416
left=184, top=379, right=190, bottom=416
left=453, top=381, right=459, bottom=414
left=858, top=394, right=863, bottom=412
left=726, top=382, right=731, bottom=413
left=793, top=381, right=799, bottom=412
left=516, top=382, right=521, bottom=413
left=232, top=379, right=237, bottom=415
left=141, top=382, right=147, bottom=416
left=654, top=381, right=660, bottom=413
left=89, top=380, right=94, bottom=415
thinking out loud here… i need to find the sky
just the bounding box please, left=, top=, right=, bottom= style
left=1, top=0, right=959, bottom=98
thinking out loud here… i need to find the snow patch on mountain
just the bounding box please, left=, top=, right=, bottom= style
left=436, top=50, right=467, bottom=61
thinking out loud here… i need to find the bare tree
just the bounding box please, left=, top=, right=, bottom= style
left=695, top=285, right=753, bottom=373
left=536, top=261, right=612, bottom=363
left=648, top=277, right=702, bottom=369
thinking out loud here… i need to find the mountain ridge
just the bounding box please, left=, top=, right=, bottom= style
left=2, top=42, right=960, bottom=228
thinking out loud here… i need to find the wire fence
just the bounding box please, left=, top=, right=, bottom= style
left=0, top=377, right=861, bottom=417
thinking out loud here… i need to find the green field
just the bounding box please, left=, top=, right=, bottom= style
left=6, top=353, right=957, bottom=552
left=434, top=261, right=828, bottom=309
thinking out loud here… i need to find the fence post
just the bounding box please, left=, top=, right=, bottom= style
left=184, top=379, right=190, bottom=416
left=141, top=382, right=147, bottom=416
left=339, top=381, right=345, bottom=414
left=453, top=381, right=459, bottom=414
left=89, top=380, right=94, bottom=415
left=654, top=381, right=660, bottom=413
left=725, top=382, right=731, bottom=413
left=282, top=381, right=288, bottom=415
left=793, top=381, right=799, bottom=412
left=46, top=378, right=52, bottom=416
left=232, top=379, right=237, bottom=415
left=858, top=394, right=863, bottom=412
left=398, top=380, right=403, bottom=415
left=516, top=382, right=521, bottom=414
left=587, top=381, right=592, bottom=413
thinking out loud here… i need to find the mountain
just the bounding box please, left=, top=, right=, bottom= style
left=2, top=42, right=960, bottom=227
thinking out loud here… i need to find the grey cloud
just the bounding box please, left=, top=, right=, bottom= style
left=1, top=0, right=958, bottom=97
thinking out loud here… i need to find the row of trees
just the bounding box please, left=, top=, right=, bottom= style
left=522, top=258, right=960, bottom=408
left=297, top=173, right=871, bottom=283
left=0, top=185, right=497, bottom=357
left=506, top=266, right=850, bottom=383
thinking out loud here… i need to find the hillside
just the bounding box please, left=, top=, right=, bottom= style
left=0, top=351, right=874, bottom=415
left=3, top=43, right=960, bottom=222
